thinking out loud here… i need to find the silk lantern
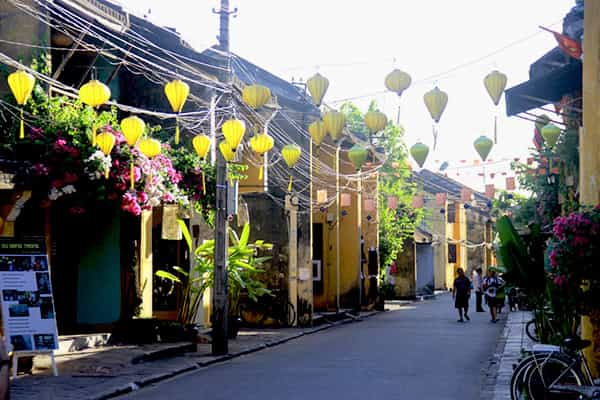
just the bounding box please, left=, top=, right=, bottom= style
left=164, top=79, right=189, bottom=145
left=385, top=69, right=411, bottom=124
left=364, top=111, right=387, bottom=135
left=541, top=123, right=561, bottom=148
left=308, top=120, right=326, bottom=147
left=474, top=136, right=493, bottom=162
left=79, top=79, right=111, bottom=146
left=387, top=195, right=398, bottom=210
left=7, top=70, right=35, bottom=139
left=192, top=134, right=211, bottom=194
left=138, top=137, right=161, bottom=159
left=410, top=142, right=429, bottom=168
left=306, top=73, right=329, bottom=107
left=96, top=131, right=116, bottom=179
left=348, top=145, right=368, bottom=171
left=242, top=84, right=271, bottom=109
left=423, top=87, right=448, bottom=149
left=121, top=116, right=146, bottom=190
left=484, top=70, right=507, bottom=143
left=219, top=140, right=235, bottom=162
left=323, top=111, right=345, bottom=141
left=222, top=119, right=246, bottom=152
left=282, top=144, right=301, bottom=192
left=249, top=133, right=274, bottom=180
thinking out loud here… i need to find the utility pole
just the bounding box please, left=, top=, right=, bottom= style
left=212, top=0, right=236, bottom=356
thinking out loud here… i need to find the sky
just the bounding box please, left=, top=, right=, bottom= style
left=121, top=0, right=574, bottom=191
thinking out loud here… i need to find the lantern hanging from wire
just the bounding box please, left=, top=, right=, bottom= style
left=308, top=120, right=326, bottom=147
left=222, top=119, right=246, bottom=152
left=192, top=134, right=211, bottom=194
left=164, top=79, right=189, bottom=145
left=219, top=140, right=235, bottom=162
left=249, top=132, right=274, bottom=180
left=7, top=70, right=35, bottom=139
left=323, top=111, right=345, bottom=142
left=473, top=136, right=494, bottom=162
left=364, top=111, right=387, bottom=135
left=423, top=87, right=448, bottom=150
left=384, top=69, right=411, bottom=124
left=242, top=84, right=271, bottom=109
left=410, top=142, right=429, bottom=168
left=121, top=116, right=146, bottom=190
left=483, top=70, right=508, bottom=144
left=306, top=72, right=329, bottom=107
left=541, top=123, right=561, bottom=149
left=96, top=131, right=116, bottom=179
left=281, top=144, right=301, bottom=192
left=138, top=137, right=161, bottom=159
left=79, top=78, right=111, bottom=146
left=348, top=145, right=368, bottom=171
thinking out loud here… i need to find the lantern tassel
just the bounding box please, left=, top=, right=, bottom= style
left=432, top=124, right=438, bottom=150
left=258, top=165, right=264, bottom=181
left=105, top=166, right=110, bottom=179
left=130, top=160, right=135, bottom=190
left=19, top=108, right=24, bottom=139
left=92, top=125, right=97, bottom=146
left=396, top=103, right=401, bottom=125
left=175, top=119, right=180, bottom=145
left=202, top=170, right=206, bottom=195
left=288, top=175, right=293, bottom=193
left=493, top=115, right=498, bottom=144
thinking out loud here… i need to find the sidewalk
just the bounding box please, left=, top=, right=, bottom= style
left=10, top=310, right=384, bottom=400
left=481, top=310, right=534, bottom=400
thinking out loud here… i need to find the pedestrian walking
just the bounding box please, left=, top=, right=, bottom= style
left=483, top=268, right=504, bottom=323
left=472, top=267, right=484, bottom=312
left=452, top=268, right=471, bottom=322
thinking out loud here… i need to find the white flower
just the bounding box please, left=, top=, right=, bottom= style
left=62, top=185, right=76, bottom=194
left=48, top=187, right=62, bottom=201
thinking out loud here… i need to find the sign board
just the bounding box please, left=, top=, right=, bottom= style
left=0, top=239, right=58, bottom=353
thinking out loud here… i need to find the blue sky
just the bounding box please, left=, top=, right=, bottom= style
left=122, top=0, right=573, bottom=191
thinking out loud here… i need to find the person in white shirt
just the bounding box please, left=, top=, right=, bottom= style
left=472, top=267, right=484, bottom=312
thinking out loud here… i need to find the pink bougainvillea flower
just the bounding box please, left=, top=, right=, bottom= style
left=163, top=192, right=175, bottom=203
left=32, top=163, right=49, bottom=176
left=553, top=275, right=568, bottom=287
left=51, top=179, right=64, bottom=189
left=68, top=206, right=86, bottom=215
left=63, top=172, right=79, bottom=184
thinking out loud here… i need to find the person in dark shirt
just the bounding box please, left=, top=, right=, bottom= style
left=453, top=268, right=471, bottom=322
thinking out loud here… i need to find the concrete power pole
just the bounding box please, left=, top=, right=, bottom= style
left=212, top=0, right=235, bottom=356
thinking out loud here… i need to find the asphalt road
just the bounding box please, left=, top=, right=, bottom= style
left=125, top=295, right=503, bottom=400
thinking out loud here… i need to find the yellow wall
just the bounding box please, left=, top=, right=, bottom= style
left=446, top=202, right=467, bottom=289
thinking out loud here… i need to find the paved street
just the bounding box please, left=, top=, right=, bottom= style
left=125, top=295, right=504, bottom=400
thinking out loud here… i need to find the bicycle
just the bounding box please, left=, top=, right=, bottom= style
left=240, top=290, right=296, bottom=327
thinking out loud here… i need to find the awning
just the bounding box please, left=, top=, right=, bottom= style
left=505, top=60, right=582, bottom=116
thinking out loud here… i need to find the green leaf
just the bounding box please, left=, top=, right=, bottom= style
left=155, top=270, right=181, bottom=284
left=177, top=219, right=193, bottom=252
left=172, top=266, right=190, bottom=277
left=239, top=223, right=250, bottom=247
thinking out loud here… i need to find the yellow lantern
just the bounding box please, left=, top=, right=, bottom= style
left=222, top=119, right=246, bottom=152
left=96, top=131, right=116, bottom=179
left=423, top=87, right=448, bottom=149
left=242, top=84, right=271, bottom=109
left=249, top=133, right=274, bottom=180
left=473, top=136, right=494, bottom=162
left=308, top=120, right=326, bottom=147
left=306, top=73, right=329, bottom=107
left=164, top=79, right=190, bottom=145
left=120, top=116, right=146, bottom=190
left=219, top=140, right=235, bottom=162
left=8, top=70, right=35, bottom=139
left=364, top=111, right=387, bottom=134
left=79, top=79, right=111, bottom=146
left=384, top=69, right=411, bottom=96
left=281, top=144, right=301, bottom=192
left=484, top=70, right=508, bottom=143
left=192, top=134, right=211, bottom=195
left=323, top=111, right=345, bottom=141
left=138, top=137, right=162, bottom=159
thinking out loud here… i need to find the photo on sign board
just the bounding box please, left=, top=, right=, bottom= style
left=33, top=256, right=48, bottom=271
left=40, top=297, right=55, bottom=319
left=2, top=289, right=18, bottom=302
left=18, top=291, right=40, bottom=307
left=33, top=334, right=56, bottom=350
left=9, top=303, right=29, bottom=317
left=10, top=335, right=33, bottom=351
left=0, top=256, right=16, bottom=271
left=36, top=272, right=51, bottom=294
left=14, top=256, right=32, bottom=271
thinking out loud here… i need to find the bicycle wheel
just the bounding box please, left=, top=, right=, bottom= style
left=526, top=354, right=586, bottom=400
left=285, top=301, right=296, bottom=327
left=526, top=319, right=540, bottom=343
left=511, top=355, right=539, bottom=400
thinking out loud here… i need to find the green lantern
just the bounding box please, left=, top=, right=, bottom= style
left=348, top=145, right=368, bottom=171
left=541, top=123, right=561, bottom=148
left=474, top=136, right=494, bottom=161
left=534, top=114, right=551, bottom=133
left=410, top=142, right=429, bottom=168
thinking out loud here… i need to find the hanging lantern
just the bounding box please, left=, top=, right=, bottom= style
left=306, top=72, right=329, bottom=107
left=534, top=114, right=551, bottom=133
left=484, top=70, right=507, bottom=144
left=387, top=195, right=398, bottom=210
left=8, top=70, right=35, bottom=139
left=249, top=133, right=274, bottom=180
left=473, top=136, right=494, bottom=161
left=79, top=79, right=111, bottom=146
left=192, top=134, right=211, bottom=195
left=120, top=116, right=146, bottom=190
left=242, top=84, right=271, bottom=109
left=348, top=145, right=368, bottom=171
left=364, top=111, right=387, bottom=134
left=138, top=137, right=161, bottom=159
left=364, top=198, right=376, bottom=212
left=423, top=87, right=448, bottom=149
left=281, top=144, right=301, bottom=192
left=316, top=189, right=328, bottom=204
left=96, top=131, right=116, bottom=179
left=308, top=120, right=326, bottom=146
left=222, top=119, right=246, bottom=152
left=323, top=111, right=345, bottom=141
left=541, top=123, right=561, bottom=148
left=340, top=193, right=352, bottom=207
left=384, top=69, right=411, bottom=97
left=410, top=142, right=429, bottom=168
left=164, top=79, right=190, bottom=145
left=219, top=140, right=235, bottom=162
